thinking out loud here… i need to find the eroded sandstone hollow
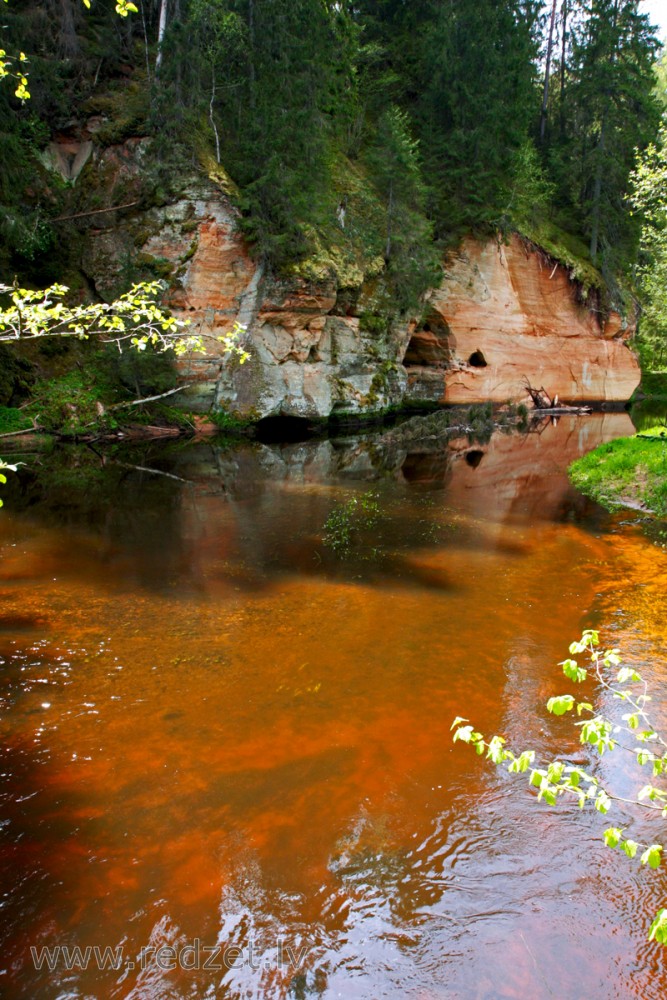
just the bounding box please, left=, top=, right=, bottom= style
left=81, top=156, right=640, bottom=420
left=409, top=236, right=639, bottom=408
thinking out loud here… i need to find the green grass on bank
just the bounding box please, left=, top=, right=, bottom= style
left=0, top=406, right=32, bottom=435
left=570, top=433, right=667, bottom=516
left=638, top=370, right=667, bottom=400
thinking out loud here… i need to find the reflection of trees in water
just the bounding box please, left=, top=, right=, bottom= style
left=1, top=414, right=626, bottom=598
left=4, top=443, right=189, bottom=591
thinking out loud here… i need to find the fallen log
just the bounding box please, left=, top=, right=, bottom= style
left=530, top=406, right=592, bottom=416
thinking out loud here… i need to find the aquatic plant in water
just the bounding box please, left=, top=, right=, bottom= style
left=322, top=491, right=381, bottom=556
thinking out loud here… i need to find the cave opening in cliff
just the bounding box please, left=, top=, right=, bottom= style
left=255, top=416, right=314, bottom=443
left=468, top=350, right=487, bottom=368
left=402, top=311, right=452, bottom=369
left=465, top=449, right=485, bottom=468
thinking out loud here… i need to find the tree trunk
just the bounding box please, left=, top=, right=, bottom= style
left=540, top=0, right=558, bottom=143
left=58, top=0, right=80, bottom=58
left=248, top=0, right=256, bottom=108
left=209, top=73, right=221, bottom=164
left=559, top=0, right=568, bottom=136
left=155, top=0, right=169, bottom=73
left=385, top=179, right=394, bottom=261
left=589, top=115, right=606, bottom=264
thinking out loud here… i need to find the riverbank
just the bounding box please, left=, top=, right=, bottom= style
left=570, top=432, right=667, bottom=515
left=0, top=397, right=520, bottom=450
left=569, top=373, right=667, bottom=517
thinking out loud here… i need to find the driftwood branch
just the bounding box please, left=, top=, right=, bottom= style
left=108, top=385, right=187, bottom=410
left=0, top=417, right=41, bottom=439
left=522, top=378, right=556, bottom=409
left=51, top=201, right=139, bottom=223
left=115, top=462, right=192, bottom=483
left=0, top=425, right=38, bottom=440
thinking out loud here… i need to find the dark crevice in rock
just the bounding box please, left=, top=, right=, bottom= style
left=464, top=449, right=485, bottom=468
left=402, top=310, right=452, bottom=370
left=331, top=286, right=360, bottom=317
left=254, top=415, right=315, bottom=443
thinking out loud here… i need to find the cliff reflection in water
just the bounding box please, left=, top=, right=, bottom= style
left=3, top=411, right=667, bottom=1000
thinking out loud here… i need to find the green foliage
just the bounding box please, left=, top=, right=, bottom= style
left=569, top=433, right=667, bottom=516
left=0, top=405, right=31, bottom=434
left=655, top=49, right=667, bottom=111
left=0, top=279, right=248, bottom=363
left=286, top=152, right=386, bottom=288
left=502, top=141, right=556, bottom=231
left=152, top=0, right=351, bottom=270
left=630, top=125, right=667, bottom=367
left=209, top=407, right=250, bottom=434
left=415, top=0, right=541, bottom=233
left=323, top=490, right=380, bottom=557
left=466, top=403, right=495, bottom=444
left=0, top=104, right=59, bottom=265
left=452, top=630, right=667, bottom=943
left=0, top=458, right=18, bottom=507
left=21, top=347, right=182, bottom=437
left=85, top=81, right=149, bottom=147
left=358, top=312, right=386, bottom=336
left=0, top=342, right=34, bottom=404
left=546, top=0, right=661, bottom=279
left=0, top=0, right=663, bottom=318
left=639, top=370, right=667, bottom=399
left=96, top=341, right=177, bottom=400
left=27, top=369, right=109, bottom=436
left=365, top=105, right=440, bottom=310
left=650, top=909, right=667, bottom=944
left=0, top=280, right=248, bottom=445
left=0, top=36, right=30, bottom=101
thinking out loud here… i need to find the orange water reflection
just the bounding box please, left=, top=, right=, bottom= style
left=1, top=414, right=667, bottom=999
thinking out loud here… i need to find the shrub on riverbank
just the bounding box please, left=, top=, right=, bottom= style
left=569, top=434, right=667, bottom=516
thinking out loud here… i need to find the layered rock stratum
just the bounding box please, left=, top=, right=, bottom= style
left=80, top=147, right=640, bottom=420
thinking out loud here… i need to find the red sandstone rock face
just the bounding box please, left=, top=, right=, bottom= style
left=406, top=235, right=640, bottom=405
left=143, top=199, right=255, bottom=325
left=125, top=189, right=405, bottom=417
left=77, top=146, right=639, bottom=416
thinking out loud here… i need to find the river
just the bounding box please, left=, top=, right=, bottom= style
left=1, top=412, right=666, bottom=999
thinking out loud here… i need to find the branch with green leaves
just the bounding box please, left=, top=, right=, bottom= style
left=0, top=44, right=29, bottom=100
left=452, top=630, right=667, bottom=944
left=0, top=460, right=19, bottom=508
left=0, top=280, right=249, bottom=363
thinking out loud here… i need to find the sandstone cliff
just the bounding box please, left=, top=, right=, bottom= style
left=78, top=145, right=640, bottom=421
left=404, top=236, right=639, bottom=407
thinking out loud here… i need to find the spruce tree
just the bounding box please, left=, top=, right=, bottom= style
left=415, top=0, right=541, bottom=234
left=563, top=0, right=661, bottom=275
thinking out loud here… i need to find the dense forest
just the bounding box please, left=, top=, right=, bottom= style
left=0, top=1, right=666, bottom=361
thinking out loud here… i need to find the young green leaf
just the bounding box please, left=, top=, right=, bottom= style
left=649, top=909, right=667, bottom=944
left=621, top=839, right=639, bottom=859
left=641, top=844, right=663, bottom=870
left=561, top=659, right=587, bottom=683
left=547, top=694, right=575, bottom=716
left=604, top=827, right=623, bottom=848
left=595, top=790, right=612, bottom=814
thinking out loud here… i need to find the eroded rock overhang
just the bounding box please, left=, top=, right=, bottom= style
left=78, top=150, right=639, bottom=420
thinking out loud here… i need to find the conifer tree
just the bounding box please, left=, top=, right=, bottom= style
left=416, top=0, right=541, bottom=234
left=563, top=0, right=661, bottom=274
